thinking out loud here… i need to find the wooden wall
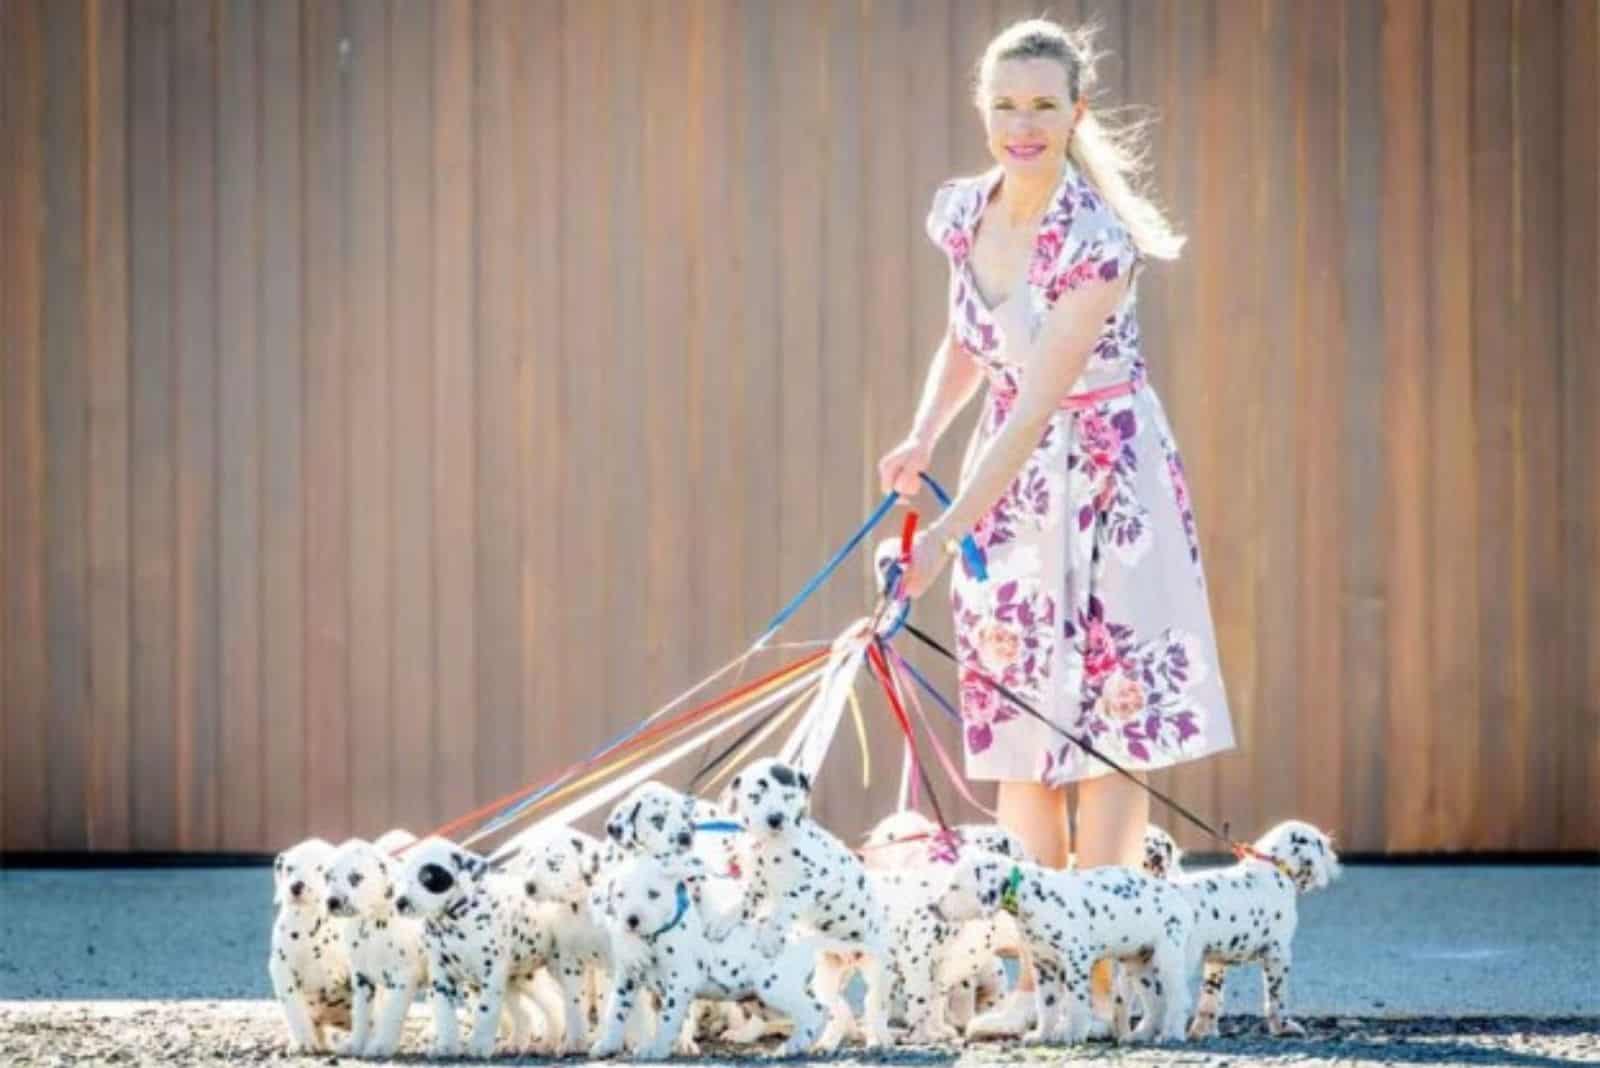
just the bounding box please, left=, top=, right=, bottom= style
left=2, top=0, right=1595, bottom=856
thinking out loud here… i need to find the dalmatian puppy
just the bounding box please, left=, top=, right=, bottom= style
left=1141, top=820, right=1341, bottom=1039
left=724, top=758, right=895, bottom=1048
left=934, top=851, right=1193, bottom=1045
left=393, top=836, right=558, bottom=1058
left=861, top=811, right=1034, bottom=1037
left=269, top=837, right=352, bottom=1053
left=323, top=835, right=428, bottom=1057
left=511, top=826, right=614, bottom=1054
left=589, top=854, right=843, bottom=1060
left=1141, top=823, right=1182, bottom=882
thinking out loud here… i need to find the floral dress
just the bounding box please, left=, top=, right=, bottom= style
left=927, top=159, right=1235, bottom=785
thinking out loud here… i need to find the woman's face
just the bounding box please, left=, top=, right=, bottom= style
left=981, top=57, right=1075, bottom=178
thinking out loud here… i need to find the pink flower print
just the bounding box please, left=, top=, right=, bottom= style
left=942, top=228, right=971, bottom=264
left=1045, top=258, right=1101, bottom=303
left=960, top=674, right=1004, bottom=754
left=1098, top=670, right=1146, bottom=722
left=975, top=620, right=1023, bottom=676
left=1028, top=228, right=1066, bottom=286
left=1079, top=410, right=1120, bottom=472
left=1084, top=617, right=1121, bottom=684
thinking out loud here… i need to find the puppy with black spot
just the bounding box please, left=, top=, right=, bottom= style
left=861, top=810, right=1036, bottom=1038
left=934, top=851, right=1193, bottom=1045
left=511, top=826, right=613, bottom=1054
left=394, top=836, right=557, bottom=1058
left=323, top=834, right=427, bottom=1057
left=589, top=853, right=843, bottom=1060
left=269, top=837, right=352, bottom=1053
left=1140, top=819, right=1341, bottom=1038
left=725, top=758, right=895, bottom=1048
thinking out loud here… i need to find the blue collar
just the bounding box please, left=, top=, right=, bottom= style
left=648, top=882, right=692, bottom=940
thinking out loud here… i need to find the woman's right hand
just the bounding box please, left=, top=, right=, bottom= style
left=877, top=434, right=934, bottom=497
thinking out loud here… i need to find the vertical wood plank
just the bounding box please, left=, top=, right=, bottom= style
left=519, top=0, right=564, bottom=805
left=1293, top=0, right=1346, bottom=836
left=1470, top=0, right=1521, bottom=851
left=1381, top=0, right=1432, bottom=851
left=4, top=0, right=49, bottom=853
left=346, top=0, right=392, bottom=835
left=640, top=0, right=695, bottom=749
left=216, top=0, right=262, bottom=851
left=86, top=0, right=133, bottom=852
left=1340, top=0, right=1388, bottom=851
left=1426, top=0, right=1479, bottom=851
left=173, top=0, right=220, bottom=851
left=303, top=0, right=351, bottom=844
left=433, top=0, right=478, bottom=822
left=128, top=0, right=178, bottom=852
left=473, top=0, right=523, bottom=805
left=1513, top=0, right=1566, bottom=850
left=43, top=0, right=91, bottom=850
left=388, top=0, right=437, bottom=834
left=260, top=0, right=307, bottom=848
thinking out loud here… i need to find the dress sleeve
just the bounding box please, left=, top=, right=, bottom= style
left=1032, top=180, right=1142, bottom=304
left=925, top=178, right=968, bottom=260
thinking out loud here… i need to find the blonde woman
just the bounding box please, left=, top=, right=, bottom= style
left=882, top=18, right=1235, bottom=1035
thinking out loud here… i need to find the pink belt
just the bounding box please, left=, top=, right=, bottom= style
left=991, top=376, right=1141, bottom=411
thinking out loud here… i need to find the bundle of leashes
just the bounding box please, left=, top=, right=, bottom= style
left=407, top=469, right=1261, bottom=868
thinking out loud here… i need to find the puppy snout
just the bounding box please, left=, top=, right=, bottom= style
left=766, top=812, right=785, bottom=830
left=325, top=895, right=344, bottom=913
left=626, top=914, right=640, bottom=931
left=289, top=880, right=306, bottom=899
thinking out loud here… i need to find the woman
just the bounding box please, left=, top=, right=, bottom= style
left=880, top=18, right=1236, bottom=1032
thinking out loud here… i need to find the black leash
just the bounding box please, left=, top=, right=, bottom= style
left=898, top=620, right=1237, bottom=851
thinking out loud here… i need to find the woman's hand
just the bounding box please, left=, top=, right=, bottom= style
left=900, top=528, right=955, bottom=600
left=877, top=434, right=934, bottom=498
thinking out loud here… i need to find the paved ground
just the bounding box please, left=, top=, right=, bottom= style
left=1, top=863, right=1596, bottom=1065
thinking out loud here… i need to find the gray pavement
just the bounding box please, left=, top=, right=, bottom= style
left=1, top=863, right=1596, bottom=1015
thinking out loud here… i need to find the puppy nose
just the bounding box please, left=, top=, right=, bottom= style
left=325, top=896, right=342, bottom=912
left=290, top=881, right=306, bottom=898
left=676, top=831, right=693, bottom=848
left=607, top=822, right=624, bottom=842
left=524, top=881, right=537, bottom=896
left=626, top=914, right=640, bottom=930
left=766, top=813, right=784, bottom=830
left=394, top=896, right=410, bottom=913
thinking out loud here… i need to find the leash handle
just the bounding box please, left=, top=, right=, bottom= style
left=918, top=473, right=988, bottom=581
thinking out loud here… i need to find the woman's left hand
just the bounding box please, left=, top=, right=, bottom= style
left=899, top=529, right=954, bottom=601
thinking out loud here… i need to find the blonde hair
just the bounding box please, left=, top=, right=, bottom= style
left=976, top=17, right=1185, bottom=260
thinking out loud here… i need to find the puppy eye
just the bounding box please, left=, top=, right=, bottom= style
left=647, top=888, right=661, bottom=900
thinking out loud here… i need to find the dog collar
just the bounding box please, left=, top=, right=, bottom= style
left=648, top=882, right=692, bottom=940
left=693, top=820, right=744, bottom=835
left=999, top=865, right=1023, bottom=915
left=1234, top=844, right=1297, bottom=884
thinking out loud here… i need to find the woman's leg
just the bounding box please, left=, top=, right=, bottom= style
left=1073, top=772, right=1150, bottom=1016
left=996, top=783, right=1069, bottom=995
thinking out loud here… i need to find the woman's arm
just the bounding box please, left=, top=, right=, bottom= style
left=878, top=328, right=986, bottom=496
left=908, top=273, right=1131, bottom=589
left=908, top=329, right=986, bottom=447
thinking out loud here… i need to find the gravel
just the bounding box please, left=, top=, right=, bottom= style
left=0, top=1002, right=1596, bottom=1067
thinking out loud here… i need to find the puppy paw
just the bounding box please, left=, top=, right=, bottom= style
left=1187, top=1014, right=1219, bottom=1040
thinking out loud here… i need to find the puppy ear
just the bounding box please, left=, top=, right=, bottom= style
left=451, top=850, right=488, bottom=881
left=797, top=770, right=812, bottom=794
